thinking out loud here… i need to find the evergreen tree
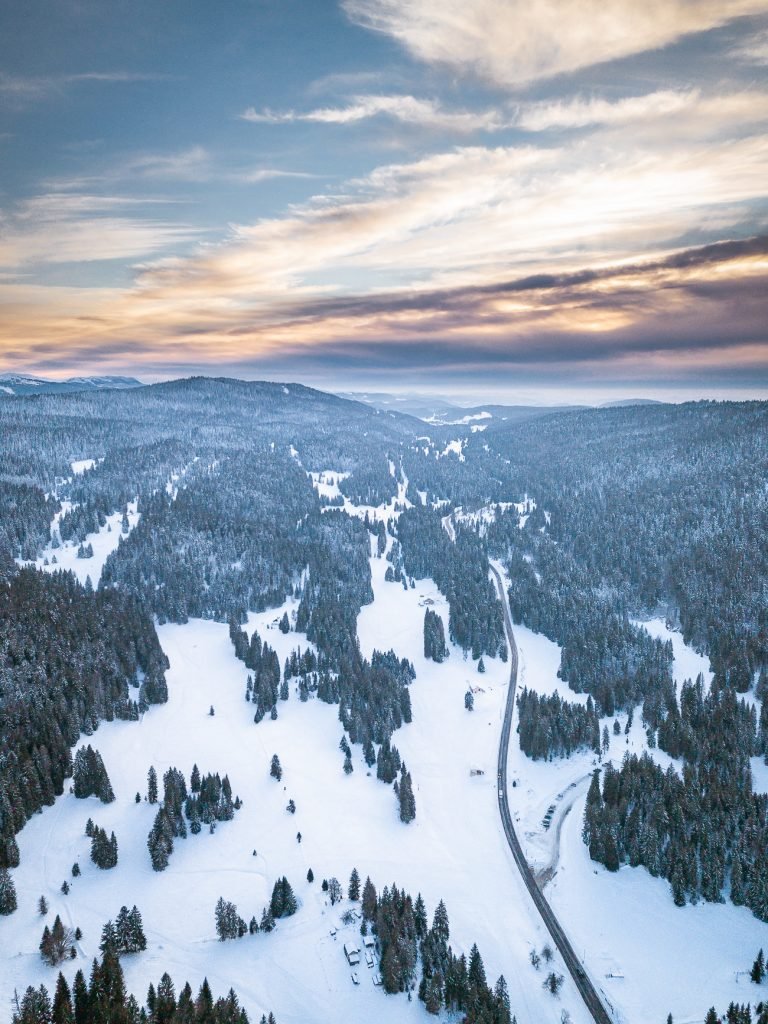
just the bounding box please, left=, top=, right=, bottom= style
left=751, top=948, right=765, bottom=984
left=0, top=867, right=18, bottom=914
left=147, top=807, right=174, bottom=872
left=52, top=973, right=74, bottom=1024
left=398, top=768, right=416, bottom=823
left=362, top=877, right=377, bottom=921
left=72, top=746, right=114, bottom=803
left=147, top=766, right=158, bottom=805
left=348, top=868, right=361, bottom=901
left=72, top=971, right=88, bottom=1024
left=214, top=898, right=241, bottom=941
left=307, top=868, right=314, bottom=883
left=11, top=986, right=53, bottom=1024
left=270, top=877, right=297, bottom=918
left=270, top=755, right=282, bottom=781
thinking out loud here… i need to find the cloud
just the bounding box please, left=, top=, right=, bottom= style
left=515, top=89, right=768, bottom=133
left=515, top=90, right=697, bottom=130
left=241, top=94, right=506, bottom=132
left=0, top=193, right=199, bottom=268
left=730, top=28, right=768, bottom=64
left=342, top=0, right=768, bottom=86
left=0, top=70, right=168, bottom=102
left=45, top=148, right=317, bottom=190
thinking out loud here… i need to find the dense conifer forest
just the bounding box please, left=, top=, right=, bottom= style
left=0, top=568, right=167, bottom=868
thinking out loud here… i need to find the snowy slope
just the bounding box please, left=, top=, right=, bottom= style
left=499, top=590, right=765, bottom=1023
left=21, top=500, right=140, bottom=587
left=3, top=494, right=764, bottom=1024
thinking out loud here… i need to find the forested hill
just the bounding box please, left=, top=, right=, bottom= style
left=483, top=401, right=768, bottom=692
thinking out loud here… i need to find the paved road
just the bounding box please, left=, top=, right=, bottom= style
left=489, top=563, right=614, bottom=1024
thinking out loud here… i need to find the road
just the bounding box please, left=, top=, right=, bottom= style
left=489, top=563, right=614, bottom=1024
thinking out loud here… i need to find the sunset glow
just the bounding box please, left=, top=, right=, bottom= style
left=1, top=0, right=767, bottom=398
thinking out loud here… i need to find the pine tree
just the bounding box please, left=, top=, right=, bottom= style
left=147, top=766, right=158, bottom=804
left=343, top=752, right=353, bottom=775
left=398, top=768, right=416, bottom=823
left=432, top=900, right=450, bottom=944
left=348, top=868, right=361, bottom=901
left=72, top=970, right=88, bottom=1024
left=12, top=986, right=53, bottom=1024
left=362, top=877, right=377, bottom=921
left=278, top=877, right=297, bottom=917
left=307, top=868, right=314, bottom=883
left=148, top=806, right=174, bottom=871
left=52, top=972, right=75, bottom=1024
left=38, top=895, right=49, bottom=915
left=751, top=948, right=765, bottom=984
left=270, top=755, right=282, bottom=781
left=0, top=867, right=18, bottom=914
left=214, top=898, right=241, bottom=941
left=468, top=943, right=486, bottom=989
left=464, top=690, right=474, bottom=711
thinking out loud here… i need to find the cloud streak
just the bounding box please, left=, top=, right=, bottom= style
left=241, top=94, right=506, bottom=132
left=342, top=0, right=768, bottom=86
left=0, top=193, right=199, bottom=269
left=0, top=70, right=169, bottom=102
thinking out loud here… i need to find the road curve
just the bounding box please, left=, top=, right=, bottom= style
left=489, top=563, right=614, bottom=1024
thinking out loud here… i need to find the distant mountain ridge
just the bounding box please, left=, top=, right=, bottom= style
left=0, top=373, right=143, bottom=396
left=339, top=390, right=586, bottom=427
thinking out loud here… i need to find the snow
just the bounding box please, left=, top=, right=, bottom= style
left=2, top=539, right=592, bottom=1024
left=22, top=500, right=140, bottom=587
left=634, top=617, right=713, bottom=690
left=751, top=757, right=768, bottom=795
left=452, top=500, right=533, bottom=537
left=439, top=439, right=465, bottom=461
left=309, top=469, right=349, bottom=501
left=496, top=565, right=762, bottom=1023
left=310, top=466, right=412, bottom=523
left=3, top=498, right=758, bottom=1023
left=549, top=793, right=766, bottom=1023
left=71, top=458, right=96, bottom=475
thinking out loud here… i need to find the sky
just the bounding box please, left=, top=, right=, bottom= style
left=0, top=0, right=767, bottom=402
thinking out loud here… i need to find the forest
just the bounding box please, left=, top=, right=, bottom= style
left=1, top=380, right=767, bottom=1017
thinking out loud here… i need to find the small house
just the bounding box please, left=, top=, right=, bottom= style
left=344, top=942, right=360, bottom=966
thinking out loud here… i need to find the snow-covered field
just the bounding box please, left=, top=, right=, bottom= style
left=23, top=500, right=140, bottom=587
left=503, top=604, right=767, bottom=1023
left=4, top=503, right=766, bottom=1023
left=0, top=534, right=589, bottom=1024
